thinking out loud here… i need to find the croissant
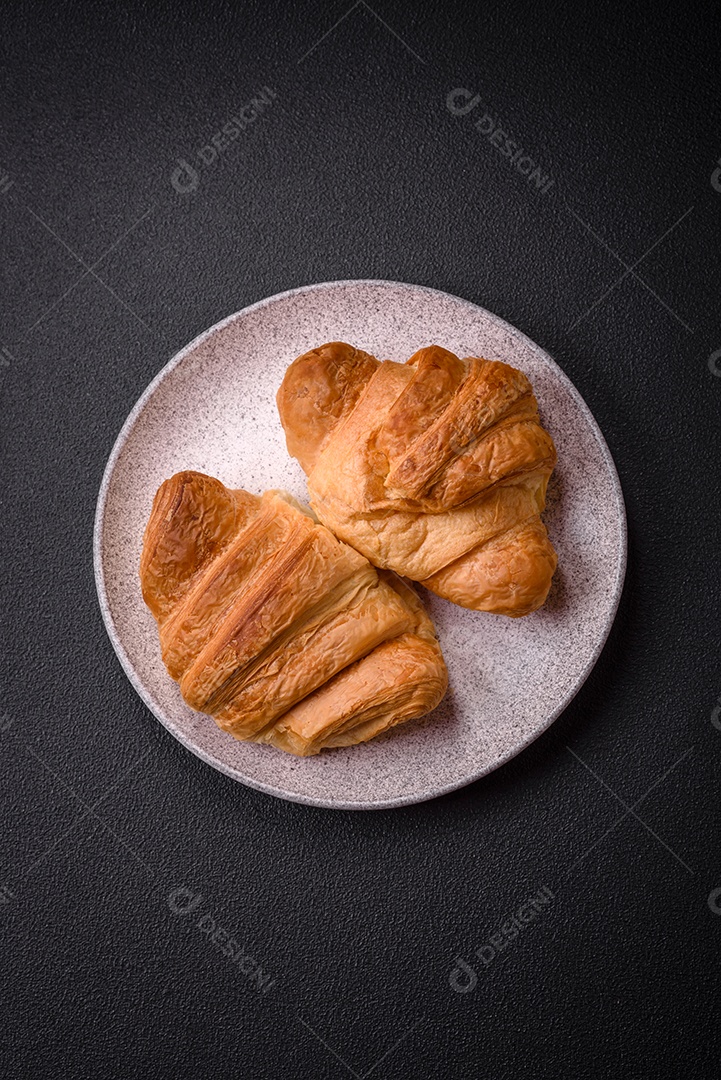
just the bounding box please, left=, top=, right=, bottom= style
left=277, top=342, right=558, bottom=616
left=139, top=471, right=447, bottom=756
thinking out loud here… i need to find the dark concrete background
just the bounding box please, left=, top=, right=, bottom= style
left=1, top=2, right=720, bottom=1076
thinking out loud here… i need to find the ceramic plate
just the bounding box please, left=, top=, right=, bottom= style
left=93, top=280, right=626, bottom=809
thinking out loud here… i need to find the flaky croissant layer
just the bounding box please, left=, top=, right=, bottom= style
left=140, top=471, right=447, bottom=755
left=277, top=342, right=558, bottom=616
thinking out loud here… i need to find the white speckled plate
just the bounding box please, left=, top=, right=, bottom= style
left=94, top=280, right=626, bottom=810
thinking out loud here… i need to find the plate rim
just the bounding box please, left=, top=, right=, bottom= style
left=93, top=278, right=628, bottom=810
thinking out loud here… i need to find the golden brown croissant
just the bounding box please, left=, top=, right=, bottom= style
left=139, top=471, right=447, bottom=756
left=277, top=342, right=558, bottom=616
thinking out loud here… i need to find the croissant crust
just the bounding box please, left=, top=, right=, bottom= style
left=277, top=343, right=558, bottom=616
left=139, top=471, right=447, bottom=755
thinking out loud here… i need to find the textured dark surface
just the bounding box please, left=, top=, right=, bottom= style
left=1, top=2, right=720, bottom=1077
